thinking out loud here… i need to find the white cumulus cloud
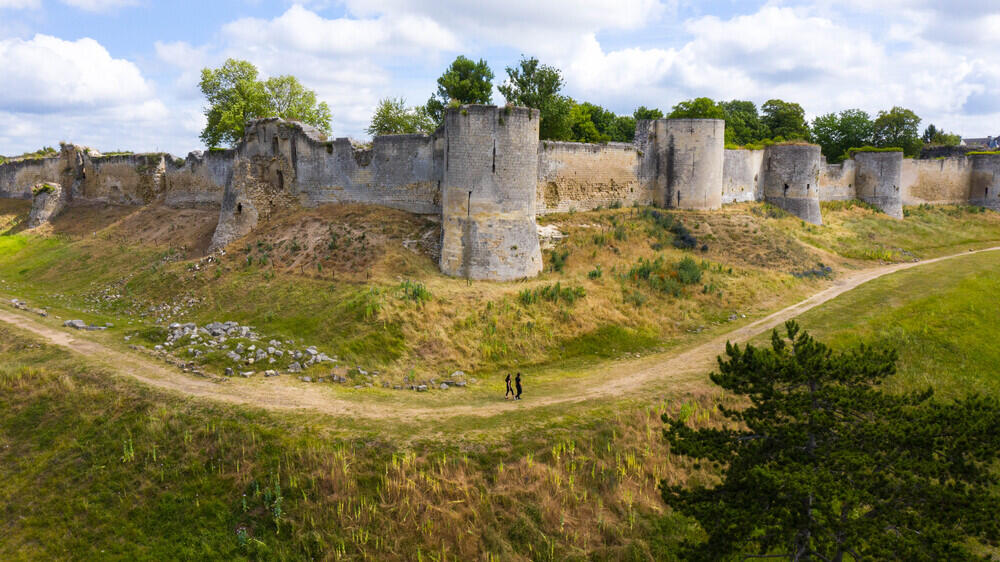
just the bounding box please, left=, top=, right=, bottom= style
left=59, top=0, right=138, bottom=12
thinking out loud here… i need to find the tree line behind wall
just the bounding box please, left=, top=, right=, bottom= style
left=369, top=55, right=962, bottom=162
left=189, top=56, right=963, bottom=163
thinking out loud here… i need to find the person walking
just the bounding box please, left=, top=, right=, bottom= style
left=515, top=372, right=523, bottom=400
left=505, top=373, right=514, bottom=399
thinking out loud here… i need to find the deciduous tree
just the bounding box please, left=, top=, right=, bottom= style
left=366, top=98, right=434, bottom=136
left=761, top=99, right=809, bottom=140
left=199, top=59, right=331, bottom=148
left=874, top=106, right=922, bottom=156
left=498, top=56, right=572, bottom=140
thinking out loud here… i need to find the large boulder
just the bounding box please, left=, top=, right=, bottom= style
left=28, top=182, right=67, bottom=228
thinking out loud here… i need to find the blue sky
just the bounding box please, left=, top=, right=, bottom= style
left=1, top=0, right=999, bottom=155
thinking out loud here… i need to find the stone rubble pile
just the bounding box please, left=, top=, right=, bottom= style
left=9, top=298, right=48, bottom=318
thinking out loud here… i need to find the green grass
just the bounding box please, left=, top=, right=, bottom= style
left=769, top=250, right=1000, bottom=399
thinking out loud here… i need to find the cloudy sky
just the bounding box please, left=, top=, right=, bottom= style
left=1, top=0, right=998, bottom=156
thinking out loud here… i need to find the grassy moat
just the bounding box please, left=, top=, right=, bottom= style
left=1, top=198, right=999, bottom=559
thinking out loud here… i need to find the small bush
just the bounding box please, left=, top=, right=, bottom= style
left=397, top=280, right=431, bottom=304
left=548, top=249, right=569, bottom=273
left=587, top=265, right=603, bottom=279
left=675, top=257, right=702, bottom=285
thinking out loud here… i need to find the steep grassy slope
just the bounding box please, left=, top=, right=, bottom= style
left=2, top=248, right=999, bottom=559
left=3, top=200, right=998, bottom=385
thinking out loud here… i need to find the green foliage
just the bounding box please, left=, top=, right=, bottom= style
left=922, top=124, right=961, bottom=147
left=633, top=106, right=664, bottom=121
left=968, top=151, right=1000, bottom=156
left=517, top=282, right=586, bottom=306
left=811, top=109, right=875, bottom=163
left=846, top=146, right=904, bottom=158
left=667, top=97, right=725, bottom=120
left=498, top=56, right=572, bottom=141
left=640, top=208, right=703, bottom=251
left=662, top=322, right=1000, bottom=560
left=4, top=146, right=57, bottom=162
left=31, top=183, right=56, bottom=196
left=626, top=255, right=702, bottom=297
left=426, top=56, right=494, bottom=124
left=396, top=280, right=431, bottom=304
left=719, top=100, right=768, bottom=146
left=761, top=99, right=810, bottom=140
left=873, top=106, right=922, bottom=157
left=366, top=97, right=435, bottom=136
left=587, top=264, right=603, bottom=279
left=548, top=248, right=569, bottom=273
left=568, top=102, right=611, bottom=143
left=198, top=59, right=332, bottom=148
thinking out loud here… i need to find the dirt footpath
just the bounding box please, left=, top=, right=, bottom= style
left=1, top=246, right=997, bottom=421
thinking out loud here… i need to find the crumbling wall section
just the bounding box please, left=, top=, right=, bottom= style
left=78, top=153, right=167, bottom=204
left=0, top=157, right=64, bottom=199
left=901, top=157, right=972, bottom=205
left=722, top=149, right=763, bottom=204
left=163, top=150, right=233, bottom=206
left=536, top=141, right=645, bottom=214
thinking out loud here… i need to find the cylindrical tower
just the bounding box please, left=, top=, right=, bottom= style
left=761, top=144, right=823, bottom=224
left=658, top=119, right=725, bottom=210
left=970, top=153, right=1000, bottom=211
left=854, top=151, right=903, bottom=219
left=439, top=105, right=542, bottom=281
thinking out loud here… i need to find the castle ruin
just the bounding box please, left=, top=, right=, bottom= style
left=2, top=104, right=999, bottom=280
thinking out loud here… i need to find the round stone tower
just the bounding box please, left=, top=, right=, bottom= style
left=439, top=105, right=542, bottom=281
left=761, top=144, right=823, bottom=225
left=854, top=150, right=903, bottom=219
left=658, top=119, right=725, bottom=210
left=970, top=153, right=1000, bottom=211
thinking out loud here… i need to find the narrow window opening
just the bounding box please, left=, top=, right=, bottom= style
left=754, top=174, right=758, bottom=182
left=467, top=191, right=472, bottom=218
left=986, top=187, right=990, bottom=198
left=326, top=143, right=333, bottom=155
left=806, top=183, right=810, bottom=191
left=676, top=190, right=681, bottom=206
left=492, top=140, right=496, bottom=174
left=272, top=136, right=279, bottom=155
left=276, top=170, right=284, bottom=189
left=236, top=203, right=243, bottom=215
left=783, top=183, right=789, bottom=197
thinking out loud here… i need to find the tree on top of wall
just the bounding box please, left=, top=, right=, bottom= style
left=633, top=106, right=664, bottom=121
left=873, top=106, right=922, bottom=156
left=667, top=97, right=726, bottom=120
left=761, top=99, right=810, bottom=141
left=198, top=59, right=332, bottom=148
left=425, top=56, right=495, bottom=125
left=366, top=98, right=435, bottom=136
left=498, top=56, right=572, bottom=141
left=811, top=109, right=875, bottom=162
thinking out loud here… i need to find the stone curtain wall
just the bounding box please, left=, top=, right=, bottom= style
left=970, top=153, right=1000, bottom=210
left=901, top=157, right=972, bottom=206
left=536, top=141, right=647, bottom=214
left=818, top=158, right=856, bottom=201
left=0, top=157, right=65, bottom=199
left=855, top=151, right=904, bottom=219
left=722, top=149, right=764, bottom=204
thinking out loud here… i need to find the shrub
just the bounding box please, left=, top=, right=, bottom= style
left=675, top=257, right=702, bottom=285
left=32, top=183, right=56, bottom=196
left=548, top=249, right=569, bottom=273
left=640, top=208, right=705, bottom=251
left=587, top=265, right=603, bottom=279
left=397, top=280, right=431, bottom=304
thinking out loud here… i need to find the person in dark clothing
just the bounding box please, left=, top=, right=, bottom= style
left=515, top=372, right=523, bottom=400
left=505, top=373, right=514, bottom=399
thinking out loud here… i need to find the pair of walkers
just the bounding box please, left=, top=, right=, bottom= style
left=505, top=372, right=523, bottom=400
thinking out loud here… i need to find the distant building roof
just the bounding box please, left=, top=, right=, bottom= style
left=962, top=137, right=990, bottom=147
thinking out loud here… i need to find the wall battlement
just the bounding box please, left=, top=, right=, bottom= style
left=1, top=105, right=994, bottom=280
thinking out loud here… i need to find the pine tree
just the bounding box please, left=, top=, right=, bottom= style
left=662, top=322, right=1000, bottom=560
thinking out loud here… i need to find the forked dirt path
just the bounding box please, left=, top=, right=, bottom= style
left=2, top=246, right=998, bottom=421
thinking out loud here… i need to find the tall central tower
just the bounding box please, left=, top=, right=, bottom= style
left=439, top=105, right=542, bottom=281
